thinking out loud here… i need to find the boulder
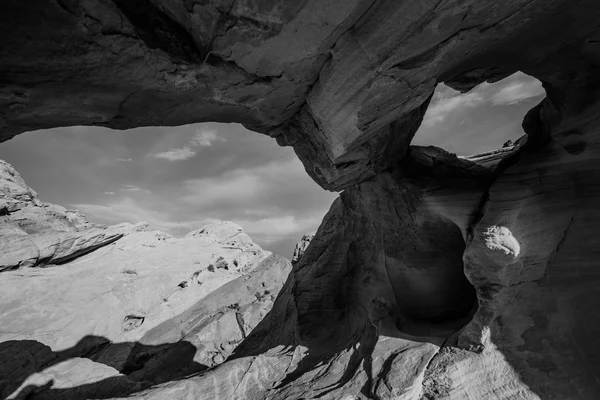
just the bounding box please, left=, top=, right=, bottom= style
left=291, top=234, right=314, bottom=265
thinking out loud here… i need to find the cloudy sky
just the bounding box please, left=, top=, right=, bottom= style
left=0, top=72, right=544, bottom=258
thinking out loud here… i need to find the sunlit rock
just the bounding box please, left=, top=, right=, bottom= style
left=0, top=160, right=144, bottom=271
left=291, top=234, right=313, bottom=265
left=2, top=1, right=600, bottom=399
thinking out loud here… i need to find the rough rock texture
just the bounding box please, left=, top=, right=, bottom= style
left=0, top=159, right=147, bottom=271
left=291, top=233, right=313, bottom=265
left=123, top=95, right=600, bottom=399
left=3, top=1, right=600, bottom=400
left=2, top=0, right=599, bottom=191
left=113, top=146, right=491, bottom=400
left=0, top=218, right=289, bottom=399
left=0, top=159, right=291, bottom=399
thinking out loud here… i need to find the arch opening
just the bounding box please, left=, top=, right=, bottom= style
left=0, top=122, right=338, bottom=259
left=412, top=71, right=545, bottom=163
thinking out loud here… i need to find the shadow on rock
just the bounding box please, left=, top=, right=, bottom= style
left=0, top=335, right=207, bottom=400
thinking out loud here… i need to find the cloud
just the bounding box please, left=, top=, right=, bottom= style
left=116, top=158, right=133, bottom=162
left=237, top=215, right=323, bottom=244
left=69, top=154, right=336, bottom=257
left=70, top=196, right=323, bottom=243
left=119, top=184, right=150, bottom=193
left=191, top=129, right=219, bottom=147
left=72, top=197, right=325, bottom=253
left=175, top=156, right=336, bottom=248
left=421, top=73, right=545, bottom=127
left=71, top=197, right=214, bottom=233
left=178, top=157, right=334, bottom=214
left=489, top=80, right=544, bottom=105
left=153, top=147, right=197, bottom=161
left=422, top=91, right=483, bottom=126
left=151, top=128, right=222, bottom=161
left=1, top=121, right=334, bottom=259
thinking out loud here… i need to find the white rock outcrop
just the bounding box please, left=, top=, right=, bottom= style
left=0, top=160, right=145, bottom=271
left=0, top=159, right=293, bottom=399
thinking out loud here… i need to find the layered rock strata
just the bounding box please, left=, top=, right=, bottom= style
left=0, top=159, right=146, bottom=271
left=0, top=159, right=294, bottom=399
left=0, top=217, right=290, bottom=399
left=2, top=1, right=600, bottom=190
left=117, top=94, right=600, bottom=398
left=114, top=146, right=491, bottom=399
left=2, top=1, right=600, bottom=399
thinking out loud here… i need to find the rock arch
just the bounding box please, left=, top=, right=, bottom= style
left=2, top=1, right=600, bottom=399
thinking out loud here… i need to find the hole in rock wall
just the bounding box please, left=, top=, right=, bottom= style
left=394, top=72, right=546, bottom=340
left=0, top=123, right=338, bottom=259
left=368, top=203, right=479, bottom=342
left=393, top=220, right=477, bottom=337
left=413, top=72, right=545, bottom=156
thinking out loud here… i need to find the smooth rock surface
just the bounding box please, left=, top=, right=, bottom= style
left=0, top=158, right=293, bottom=399
left=0, top=220, right=289, bottom=399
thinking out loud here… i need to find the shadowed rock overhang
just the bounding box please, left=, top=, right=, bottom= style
left=1, top=0, right=599, bottom=190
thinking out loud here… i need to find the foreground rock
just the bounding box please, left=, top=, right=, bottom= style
left=0, top=158, right=293, bottom=399
left=0, top=159, right=143, bottom=271
left=0, top=219, right=291, bottom=399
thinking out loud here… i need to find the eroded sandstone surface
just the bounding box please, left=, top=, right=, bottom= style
left=2, top=0, right=599, bottom=190
left=0, top=159, right=293, bottom=399
left=0, top=216, right=291, bottom=399
left=0, top=159, right=144, bottom=271
left=2, top=0, right=600, bottom=399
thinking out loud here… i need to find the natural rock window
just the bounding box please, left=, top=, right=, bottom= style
left=0, top=123, right=337, bottom=260
left=2, top=1, right=600, bottom=398
left=413, top=72, right=545, bottom=157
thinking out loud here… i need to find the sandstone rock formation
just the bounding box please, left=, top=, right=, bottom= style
left=291, top=233, right=313, bottom=265
left=0, top=202, right=290, bottom=398
left=0, top=252, right=291, bottom=400
left=117, top=117, right=600, bottom=399
left=0, top=159, right=147, bottom=271
left=0, top=158, right=294, bottom=399
left=2, top=1, right=600, bottom=400
left=2, top=0, right=599, bottom=191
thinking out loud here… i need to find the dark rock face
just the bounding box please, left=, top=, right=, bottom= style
left=2, top=1, right=600, bottom=399
left=2, top=0, right=600, bottom=190
left=127, top=103, right=600, bottom=398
